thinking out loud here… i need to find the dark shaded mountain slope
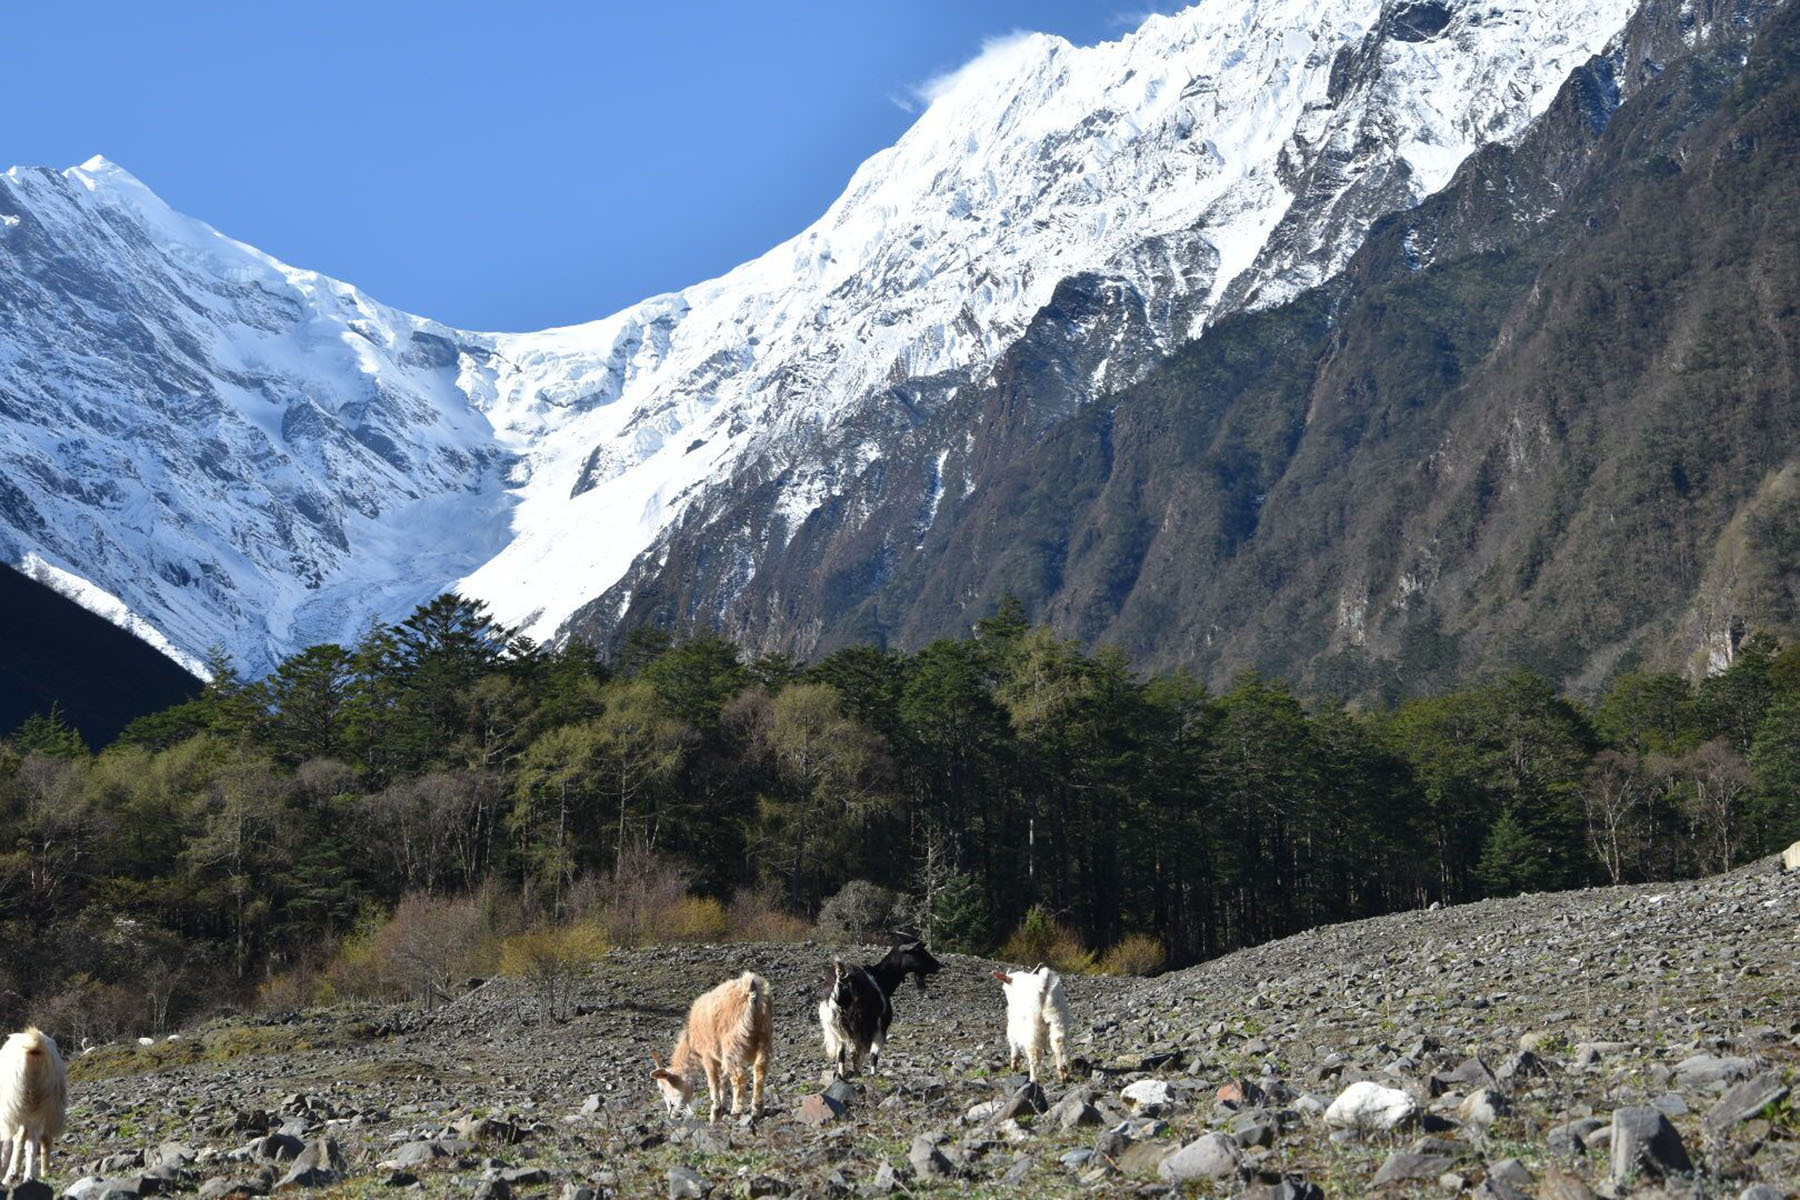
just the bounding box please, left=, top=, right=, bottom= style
left=573, top=0, right=1800, bottom=698
left=0, top=562, right=202, bottom=747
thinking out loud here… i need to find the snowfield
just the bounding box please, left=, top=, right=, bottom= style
left=0, top=0, right=1637, bottom=675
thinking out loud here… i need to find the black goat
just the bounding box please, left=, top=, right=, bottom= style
left=816, top=940, right=943, bottom=1076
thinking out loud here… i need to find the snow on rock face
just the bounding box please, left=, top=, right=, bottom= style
left=456, top=0, right=1637, bottom=643
left=0, top=0, right=1639, bottom=673
left=0, top=158, right=511, bottom=676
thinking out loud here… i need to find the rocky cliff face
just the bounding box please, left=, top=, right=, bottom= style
left=0, top=0, right=1640, bottom=677
left=596, top=0, right=1799, bottom=699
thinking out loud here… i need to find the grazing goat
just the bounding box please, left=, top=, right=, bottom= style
left=0, top=1027, right=66, bottom=1184
left=651, top=972, right=772, bottom=1122
left=817, top=939, right=942, bottom=1077
left=1783, top=840, right=1800, bottom=872
left=992, top=963, right=1071, bottom=1084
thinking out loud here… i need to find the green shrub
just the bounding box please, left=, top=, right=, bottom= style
left=1000, top=905, right=1095, bottom=974
left=499, top=922, right=609, bottom=1024
left=1099, top=934, right=1166, bottom=977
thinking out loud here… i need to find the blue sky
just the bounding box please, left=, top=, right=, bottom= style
left=8, top=3, right=1174, bottom=332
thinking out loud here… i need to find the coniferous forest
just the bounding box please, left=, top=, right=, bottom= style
left=2, top=593, right=1796, bottom=1038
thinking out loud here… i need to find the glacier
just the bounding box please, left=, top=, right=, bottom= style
left=0, top=0, right=1639, bottom=677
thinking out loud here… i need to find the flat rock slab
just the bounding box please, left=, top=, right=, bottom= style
left=1157, top=1132, right=1243, bottom=1183
left=1372, top=1151, right=1455, bottom=1186
left=1706, top=1072, right=1789, bottom=1134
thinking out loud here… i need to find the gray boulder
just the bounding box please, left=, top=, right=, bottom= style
left=1156, top=1132, right=1243, bottom=1183
left=1705, top=1072, right=1789, bottom=1134
left=1610, top=1106, right=1692, bottom=1183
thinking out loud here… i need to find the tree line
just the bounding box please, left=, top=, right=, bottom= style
left=2, top=594, right=1796, bottom=1033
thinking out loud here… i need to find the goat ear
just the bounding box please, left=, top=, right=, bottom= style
left=992, top=971, right=1011, bottom=983
left=651, top=1068, right=673, bottom=1082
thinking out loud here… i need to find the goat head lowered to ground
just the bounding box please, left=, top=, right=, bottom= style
left=817, top=940, right=942, bottom=1076
left=651, top=972, right=773, bottom=1122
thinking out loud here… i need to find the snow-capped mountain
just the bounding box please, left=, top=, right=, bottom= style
left=1, top=0, right=1640, bottom=676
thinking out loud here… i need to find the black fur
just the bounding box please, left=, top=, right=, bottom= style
left=817, top=941, right=943, bottom=1075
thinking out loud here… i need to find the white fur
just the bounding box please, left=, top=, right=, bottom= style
left=0, top=1028, right=66, bottom=1184
left=1783, top=840, right=1800, bottom=872
left=994, top=967, right=1070, bottom=1084
left=818, top=994, right=851, bottom=1070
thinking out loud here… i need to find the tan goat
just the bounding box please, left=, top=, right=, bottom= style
left=651, top=972, right=772, bottom=1121
left=0, top=1027, right=66, bottom=1184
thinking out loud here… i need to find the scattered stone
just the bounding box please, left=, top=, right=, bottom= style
left=1216, top=1079, right=1264, bottom=1107
left=794, top=1093, right=845, bottom=1127
left=248, top=1134, right=303, bottom=1164
left=273, top=1139, right=345, bottom=1191
left=1611, top=1106, right=1693, bottom=1183
left=1459, top=1087, right=1510, bottom=1126
left=1121, top=1078, right=1176, bottom=1108
left=1242, top=1179, right=1324, bottom=1200
left=1706, top=1072, right=1789, bottom=1134
left=1047, top=1090, right=1101, bottom=1131
left=908, top=1133, right=954, bottom=1179
left=1673, top=1054, right=1754, bottom=1092
left=1496, top=1050, right=1548, bottom=1085
left=1156, top=1132, right=1242, bottom=1183
left=666, top=1165, right=708, bottom=1199
left=1234, top=1118, right=1277, bottom=1148
left=998, top=1081, right=1047, bottom=1120
left=1738, top=1186, right=1785, bottom=1200
left=1372, top=1151, right=1455, bottom=1186
left=1548, top=1117, right=1605, bottom=1155
left=376, top=1141, right=446, bottom=1170
left=1653, top=1092, right=1690, bottom=1118
left=1431, top=1057, right=1497, bottom=1094
left=1324, top=1081, right=1418, bottom=1131
left=1537, top=1167, right=1598, bottom=1200
left=1115, top=1139, right=1167, bottom=1176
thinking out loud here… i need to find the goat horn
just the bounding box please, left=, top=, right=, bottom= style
left=650, top=1051, right=663, bottom=1069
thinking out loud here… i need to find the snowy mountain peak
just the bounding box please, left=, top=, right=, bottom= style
left=1, top=0, right=1641, bottom=676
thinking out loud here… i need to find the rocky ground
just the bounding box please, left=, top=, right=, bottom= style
left=50, top=857, right=1800, bottom=1198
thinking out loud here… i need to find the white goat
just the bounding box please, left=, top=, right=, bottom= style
left=992, top=963, right=1071, bottom=1084
left=0, top=1027, right=66, bottom=1184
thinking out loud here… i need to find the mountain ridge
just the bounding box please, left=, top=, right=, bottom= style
left=0, top=0, right=1638, bottom=680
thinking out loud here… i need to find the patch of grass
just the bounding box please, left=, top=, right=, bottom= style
left=70, top=1019, right=360, bottom=1080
